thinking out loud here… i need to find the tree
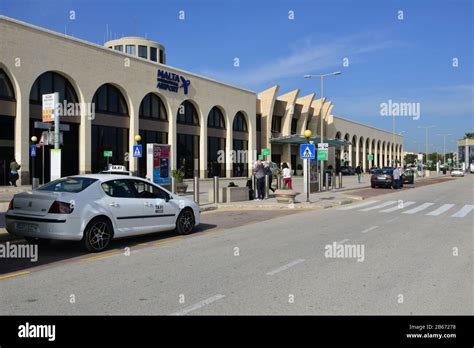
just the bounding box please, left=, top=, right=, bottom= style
left=464, top=133, right=474, bottom=139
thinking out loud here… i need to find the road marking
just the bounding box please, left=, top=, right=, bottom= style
left=451, top=205, right=474, bottom=218
left=402, top=202, right=435, bottom=215
left=336, top=239, right=349, bottom=244
left=80, top=251, right=121, bottom=262
left=171, top=294, right=226, bottom=315
left=361, top=226, right=378, bottom=234
left=153, top=238, right=182, bottom=247
left=0, top=270, right=30, bottom=280
left=266, top=259, right=305, bottom=276
left=381, top=201, right=416, bottom=213
left=426, top=204, right=455, bottom=216
left=359, top=201, right=397, bottom=212
left=338, top=200, right=380, bottom=210
left=386, top=217, right=399, bottom=222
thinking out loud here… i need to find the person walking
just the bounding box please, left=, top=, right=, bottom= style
left=282, top=162, right=293, bottom=189
left=264, top=162, right=275, bottom=193
left=356, top=163, right=362, bottom=184
left=392, top=166, right=400, bottom=189
left=253, top=160, right=265, bottom=200
left=9, top=158, right=21, bottom=187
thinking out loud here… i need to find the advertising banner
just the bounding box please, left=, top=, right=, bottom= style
left=147, top=144, right=171, bottom=185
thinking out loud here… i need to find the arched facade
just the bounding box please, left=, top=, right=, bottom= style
left=232, top=111, right=249, bottom=177
left=207, top=106, right=226, bottom=177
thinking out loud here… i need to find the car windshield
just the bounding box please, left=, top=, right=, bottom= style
left=36, top=177, right=98, bottom=193
left=375, top=169, right=393, bottom=175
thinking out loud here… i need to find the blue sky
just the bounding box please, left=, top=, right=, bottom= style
left=1, top=0, right=472, bottom=152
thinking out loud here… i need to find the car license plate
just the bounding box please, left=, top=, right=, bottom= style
left=377, top=176, right=385, bottom=180
left=16, top=222, right=38, bottom=233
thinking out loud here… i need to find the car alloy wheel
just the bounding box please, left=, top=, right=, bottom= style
left=83, top=218, right=113, bottom=252
left=177, top=209, right=195, bottom=235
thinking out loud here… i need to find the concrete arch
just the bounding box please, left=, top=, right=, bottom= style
left=176, top=98, right=202, bottom=126
left=92, top=82, right=132, bottom=118
left=138, top=91, right=170, bottom=122
left=335, top=131, right=342, bottom=140
left=206, top=105, right=227, bottom=129
left=0, top=65, right=17, bottom=100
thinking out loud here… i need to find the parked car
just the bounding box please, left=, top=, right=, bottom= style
left=369, top=167, right=380, bottom=174
left=340, top=166, right=355, bottom=175
left=401, top=169, right=415, bottom=184
left=451, top=168, right=464, bottom=177
left=5, top=175, right=201, bottom=252
left=470, top=163, right=474, bottom=173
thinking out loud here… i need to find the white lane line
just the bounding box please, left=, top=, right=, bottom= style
left=426, top=204, right=455, bottom=216
left=266, top=259, right=305, bottom=276
left=402, top=202, right=435, bottom=215
left=386, top=217, right=399, bottom=223
left=336, top=238, right=349, bottom=244
left=359, top=201, right=397, bottom=212
left=451, top=205, right=474, bottom=218
left=381, top=201, right=416, bottom=213
left=171, top=294, right=226, bottom=315
left=338, top=200, right=380, bottom=210
left=361, top=226, right=379, bottom=234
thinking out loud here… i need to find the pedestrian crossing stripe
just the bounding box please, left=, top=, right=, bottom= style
left=339, top=200, right=474, bottom=218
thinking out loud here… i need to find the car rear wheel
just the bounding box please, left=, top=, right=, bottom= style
left=176, top=209, right=195, bottom=235
left=82, top=217, right=113, bottom=252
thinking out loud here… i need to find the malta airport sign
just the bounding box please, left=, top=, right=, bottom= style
left=157, top=69, right=190, bottom=95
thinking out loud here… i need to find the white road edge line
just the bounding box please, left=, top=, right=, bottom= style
left=361, top=226, right=379, bottom=234
left=266, top=259, right=305, bottom=276
left=171, top=294, right=226, bottom=315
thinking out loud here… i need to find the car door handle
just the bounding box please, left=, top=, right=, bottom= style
left=109, top=202, right=119, bottom=207
left=144, top=202, right=153, bottom=207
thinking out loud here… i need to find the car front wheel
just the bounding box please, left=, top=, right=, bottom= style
left=82, top=217, right=113, bottom=252
left=176, top=209, right=195, bottom=235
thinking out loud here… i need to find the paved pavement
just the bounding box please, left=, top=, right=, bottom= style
left=0, top=175, right=471, bottom=315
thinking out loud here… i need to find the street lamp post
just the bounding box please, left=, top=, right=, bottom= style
left=418, top=125, right=435, bottom=166
left=304, top=129, right=312, bottom=203
left=134, top=134, right=142, bottom=177
left=30, top=136, right=38, bottom=189
left=437, top=133, right=452, bottom=164
left=304, top=71, right=341, bottom=191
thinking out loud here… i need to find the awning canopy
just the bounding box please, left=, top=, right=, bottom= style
left=269, top=134, right=350, bottom=147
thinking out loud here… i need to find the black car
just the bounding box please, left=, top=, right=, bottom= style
left=340, top=166, right=355, bottom=175
left=401, top=169, right=414, bottom=184
left=371, top=168, right=411, bottom=188
left=369, top=167, right=380, bottom=174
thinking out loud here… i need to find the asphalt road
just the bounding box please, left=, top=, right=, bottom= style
left=0, top=175, right=472, bottom=315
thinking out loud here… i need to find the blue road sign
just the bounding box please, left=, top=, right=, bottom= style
left=133, top=144, right=143, bottom=158
left=30, top=145, right=37, bottom=158
left=300, top=144, right=315, bottom=160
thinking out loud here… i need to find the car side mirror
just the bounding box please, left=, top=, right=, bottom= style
left=165, top=194, right=171, bottom=202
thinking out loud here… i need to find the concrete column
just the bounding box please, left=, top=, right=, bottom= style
left=225, top=126, right=233, bottom=177
left=128, top=99, right=139, bottom=173
left=16, top=84, right=30, bottom=185
left=362, top=140, right=367, bottom=172
left=282, top=144, right=291, bottom=167
left=368, top=141, right=372, bottom=169
left=374, top=142, right=378, bottom=167
left=389, top=143, right=392, bottom=166
left=384, top=143, right=388, bottom=167
left=348, top=143, right=353, bottom=167
left=79, top=91, right=92, bottom=174
left=168, top=106, right=177, bottom=171
left=199, top=123, right=208, bottom=179
left=355, top=140, right=360, bottom=168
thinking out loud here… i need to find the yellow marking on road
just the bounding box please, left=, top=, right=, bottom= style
left=0, top=270, right=30, bottom=280
left=80, top=251, right=121, bottom=262
left=153, top=238, right=182, bottom=246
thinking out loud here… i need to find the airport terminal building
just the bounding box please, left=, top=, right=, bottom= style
left=0, top=16, right=403, bottom=185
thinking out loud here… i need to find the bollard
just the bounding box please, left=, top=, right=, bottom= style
left=251, top=175, right=256, bottom=192
left=277, top=175, right=282, bottom=189
left=332, top=172, right=336, bottom=190
left=325, top=173, right=329, bottom=191
left=339, top=172, right=343, bottom=189
left=193, top=176, right=199, bottom=204
left=213, top=176, right=219, bottom=203
left=265, top=174, right=269, bottom=199
left=171, top=177, right=176, bottom=194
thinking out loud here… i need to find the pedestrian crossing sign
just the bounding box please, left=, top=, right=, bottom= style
left=300, top=144, right=315, bottom=160
left=133, top=144, right=143, bottom=158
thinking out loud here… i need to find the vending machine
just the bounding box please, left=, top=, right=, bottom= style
left=146, top=144, right=171, bottom=187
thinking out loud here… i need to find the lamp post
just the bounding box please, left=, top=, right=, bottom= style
left=30, top=136, right=38, bottom=189
left=304, top=129, right=312, bottom=202
left=134, top=134, right=142, bottom=177
left=437, top=133, right=452, bottom=164
left=304, top=71, right=341, bottom=190
left=418, top=125, right=435, bottom=166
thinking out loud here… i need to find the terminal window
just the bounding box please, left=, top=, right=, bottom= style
left=114, top=45, right=123, bottom=52
left=138, top=45, right=148, bottom=59
left=150, top=47, right=157, bottom=62
left=126, top=45, right=136, bottom=56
